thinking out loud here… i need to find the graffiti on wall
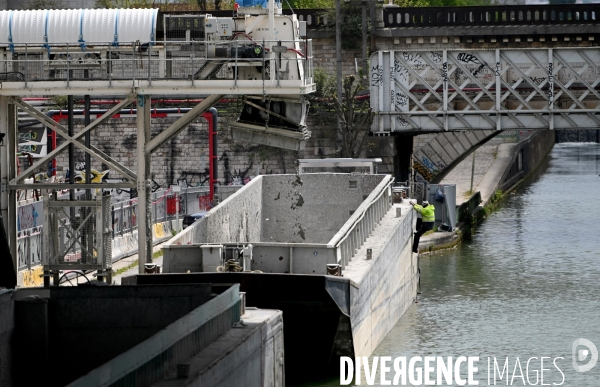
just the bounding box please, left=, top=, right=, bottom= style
left=220, top=152, right=254, bottom=186
left=413, top=154, right=440, bottom=183
left=177, top=169, right=210, bottom=187
left=21, top=266, right=44, bottom=287
left=17, top=202, right=42, bottom=231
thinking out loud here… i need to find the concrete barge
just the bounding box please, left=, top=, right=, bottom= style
left=127, top=173, right=418, bottom=382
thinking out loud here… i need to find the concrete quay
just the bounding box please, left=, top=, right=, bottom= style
left=418, top=129, right=554, bottom=253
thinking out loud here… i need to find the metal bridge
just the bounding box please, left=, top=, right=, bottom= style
left=370, top=48, right=600, bottom=133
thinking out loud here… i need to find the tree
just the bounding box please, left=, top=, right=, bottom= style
left=312, top=70, right=374, bottom=158
left=332, top=75, right=373, bottom=158
left=96, top=0, right=158, bottom=8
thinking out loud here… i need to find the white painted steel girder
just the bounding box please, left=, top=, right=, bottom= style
left=370, top=48, right=600, bottom=133
left=0, top=80, right=315, bottom=97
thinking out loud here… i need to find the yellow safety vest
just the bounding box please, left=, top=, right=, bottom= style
left=414, top=204, right=435, bottom=222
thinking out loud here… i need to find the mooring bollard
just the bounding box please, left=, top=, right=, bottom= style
left=326, top=263, right=341, bottom=276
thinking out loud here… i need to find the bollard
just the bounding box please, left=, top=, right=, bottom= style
left=326, top=263, right=341, bottom=276
left=240, top=292, right=246, bottom=316
left=366, top=248, right=372, bottom=260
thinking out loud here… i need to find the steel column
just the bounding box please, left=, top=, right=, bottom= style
left=7, top=101, right=17, bottom=277
left=137, top=95, right=152, bottom=273
left=548, top=48, right=554, bottom=130
left=1, top=97, right=17, bottom=274
left=0, top=97, right=9, bottom=234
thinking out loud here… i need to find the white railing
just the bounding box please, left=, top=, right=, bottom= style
left=0, top=39, right=314, bottom=90
left=329, top=175, right=394, bottom=269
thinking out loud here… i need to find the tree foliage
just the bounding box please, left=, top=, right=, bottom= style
left=27, top=0, right=65, bottom=9
left=333, top=75, right=373, bottom=158
left=285, top=0, right=492, bottom=9
left=96, top=0, right=158, bottom=8
left=312, top=69, right=373, bottom=158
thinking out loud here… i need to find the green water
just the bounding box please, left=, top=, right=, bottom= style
left=305, top=143, right=600, bottom=386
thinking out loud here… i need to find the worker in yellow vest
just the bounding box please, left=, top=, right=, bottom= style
left=409, top=200, right=435, bottom=253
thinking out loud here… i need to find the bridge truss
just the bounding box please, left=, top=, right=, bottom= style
left=370, top=48, right=600, bottom=133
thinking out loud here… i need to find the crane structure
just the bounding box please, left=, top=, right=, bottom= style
left=0, top=1, right=315, bottom=284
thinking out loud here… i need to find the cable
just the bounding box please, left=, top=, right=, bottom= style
left=217, top=258, right=243, bottom=272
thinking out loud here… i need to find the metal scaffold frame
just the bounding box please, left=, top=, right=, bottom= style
left=1, top=92, right=227, bottom=280
left=370, top=47, right=600, bottom=133
left=0, top=3, right=316, bottom=284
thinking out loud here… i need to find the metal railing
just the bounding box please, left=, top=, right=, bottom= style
left=383, top=4, right=600, bottom=28
left=17, top=226, right=43, bottom=271
left=195, top=6, right=600, bottom=30
left=15, top=184, right=245, bottom=270
left=0, top=39, right=314, bottom=87
left=330, top=175, right=394, bottom=269
left=111, top=186, right=212, bottom=238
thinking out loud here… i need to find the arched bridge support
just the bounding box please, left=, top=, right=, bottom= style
left=413, top=130, right=500, bottom=185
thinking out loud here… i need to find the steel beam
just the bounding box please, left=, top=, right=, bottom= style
left=0, top=80, right=315, bottom=97
left=9, top=183, right=135, bottom=190
left=0, top=97, right=18, bottom=274
left=7, top=101, right=17, bottom=274
left=0, top=97, right=8, bottom=234
left=371, top=48, right=600, bottom=132
left=9, top=95, right=136, bottom=184
left=145, top=94, right=223, bottom=154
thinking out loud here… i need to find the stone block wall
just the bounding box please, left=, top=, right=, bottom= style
left=50, top=102, right=388, bottom=193
left=311, top=38, right=362, bottom=77
left=53, top=114, right=300, bottom=190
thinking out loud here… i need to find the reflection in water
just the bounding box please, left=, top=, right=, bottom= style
left=303, top=143, right=600, bottom=386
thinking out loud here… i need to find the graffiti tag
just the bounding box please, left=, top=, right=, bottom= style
left=371, top=64, right=384, bottom=87
left=396, top=116, right=410, bottom=127
left=457, top=53, right=480, bottom=64
left=548, top=62, right=554, bottom=106
left=395, top=92, right=409, bottom=108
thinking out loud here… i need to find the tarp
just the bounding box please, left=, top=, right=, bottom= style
left=0, top=8, right=157, bottom=48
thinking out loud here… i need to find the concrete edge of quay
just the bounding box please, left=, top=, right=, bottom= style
left=418, top=130, right=556, bottom=255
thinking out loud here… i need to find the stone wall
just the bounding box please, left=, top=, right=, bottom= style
left=499, top=129, right=556, bottom=192
left=54, top=114, right=299, bottom=190
left=51, top=101, right=394, bottom=192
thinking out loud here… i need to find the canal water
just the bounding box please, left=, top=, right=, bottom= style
left=305, top=142, right=600, bottom=386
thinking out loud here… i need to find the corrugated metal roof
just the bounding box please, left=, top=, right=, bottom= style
left=0, top=8, right=157, bottom=48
